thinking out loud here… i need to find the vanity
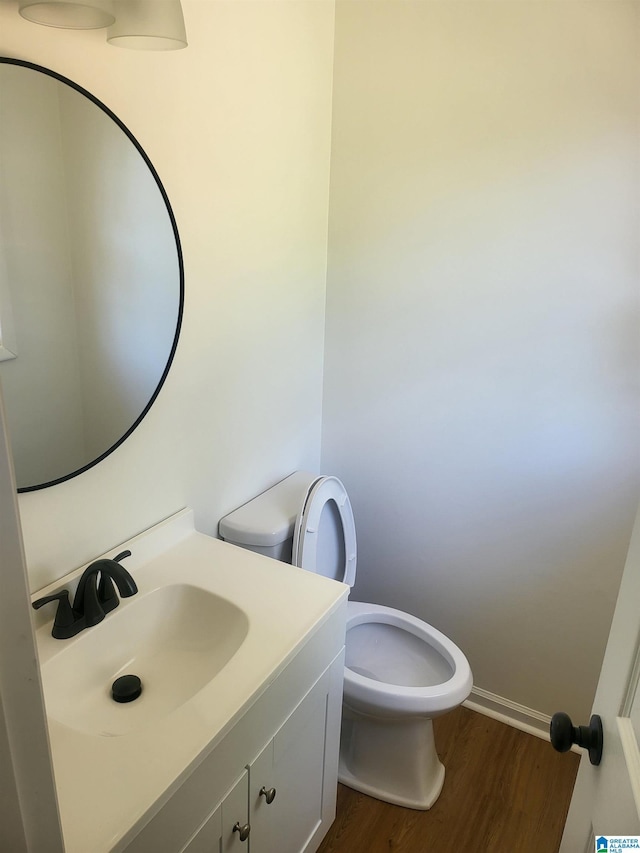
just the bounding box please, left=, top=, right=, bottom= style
left=32, top=509, right=348, bottom=853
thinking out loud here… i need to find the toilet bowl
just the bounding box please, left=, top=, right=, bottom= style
left=344, top=600, right=473, bottom=718
left=219, top=471, right=473, bottom=810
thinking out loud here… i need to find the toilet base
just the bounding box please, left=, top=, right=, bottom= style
left=338, top=705, right=445, bottom=810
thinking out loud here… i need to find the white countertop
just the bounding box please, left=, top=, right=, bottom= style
left=33, top=509, right=348, bottom=853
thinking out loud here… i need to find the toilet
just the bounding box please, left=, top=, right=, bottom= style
left=219, top=471, right=473, bottom=810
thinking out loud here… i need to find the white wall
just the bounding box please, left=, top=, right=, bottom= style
left=323, top=0, right=640, bottom=720
left=0, top=0, right=335, bottom=592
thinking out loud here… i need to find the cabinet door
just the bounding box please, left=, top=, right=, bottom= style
left=181, top=770, right=249, bottom=853
left=221, top=769, right=250, bottom=853
left=249, top=676, right=330, bottom=853
left=181, top=803, right=221, bottom=853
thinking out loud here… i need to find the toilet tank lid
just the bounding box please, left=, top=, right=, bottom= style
left=219, top=471, right=318, bottom=548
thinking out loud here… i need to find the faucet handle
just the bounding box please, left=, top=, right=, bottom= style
left=114, top=550, right=132, bottom=562
left=32, top=590, right=77, bottom=639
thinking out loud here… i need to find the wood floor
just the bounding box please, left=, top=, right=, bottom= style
left=317, top=706, right=580, bottom=853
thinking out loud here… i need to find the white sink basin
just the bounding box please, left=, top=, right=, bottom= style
left=40, top=583, right=249, bottom=737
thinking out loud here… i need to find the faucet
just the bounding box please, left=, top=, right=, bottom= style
left=32, top=550, right=138, bottom=639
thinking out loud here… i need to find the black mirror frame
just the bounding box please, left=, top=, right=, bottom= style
left=0, top=56, right=185, bottom=493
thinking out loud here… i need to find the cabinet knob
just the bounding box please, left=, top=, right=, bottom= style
left=259, top=786, right=277, bottom=805
left=233, top=822, right=251, bottom=842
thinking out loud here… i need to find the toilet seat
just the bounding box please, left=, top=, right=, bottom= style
left=343, top=601, right=473, bottom=718
left=292, top=476, right=357, bottom=586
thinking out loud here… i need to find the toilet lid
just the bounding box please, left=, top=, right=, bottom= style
left=292, top=476, right=357, bottom=586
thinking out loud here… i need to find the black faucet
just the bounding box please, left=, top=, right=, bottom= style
left=32, top=550, right=138, bottom=640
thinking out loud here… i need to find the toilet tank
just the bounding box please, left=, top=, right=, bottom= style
left=218, top=471, right=318, bottom=562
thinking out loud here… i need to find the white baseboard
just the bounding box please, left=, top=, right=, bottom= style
left=463, top=686, right=553, bottom=743
left=463, top=688, right=582, bottom=755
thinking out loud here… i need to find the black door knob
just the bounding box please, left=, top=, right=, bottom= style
left=550, top=712, right=603, bottom=765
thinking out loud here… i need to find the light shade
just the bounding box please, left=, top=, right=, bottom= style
left=107, top=0, right=187, bottom=51
left=19, top=0, right=115, bottom=29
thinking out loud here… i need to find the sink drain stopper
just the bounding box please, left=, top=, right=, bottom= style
left=112, top=674, right=142, bottom=703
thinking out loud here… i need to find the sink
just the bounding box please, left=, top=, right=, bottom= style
left=32, top=510, right=351, bottom=853
left=40, top=583, right=249, bottom=737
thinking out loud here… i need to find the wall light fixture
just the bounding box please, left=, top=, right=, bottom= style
left=107, top=0, right=187, bottom=51
left=19, top=0, right=115, bottom=29
left=18, top=0, right=188, bottom=50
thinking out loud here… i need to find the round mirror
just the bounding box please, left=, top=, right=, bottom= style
left=0, top=58, right=183, bottom=492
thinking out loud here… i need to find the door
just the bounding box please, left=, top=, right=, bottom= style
left=560, top=503, right=640, bottom=851
left=180, top=803, right=221, bottom=853
left=249, top=669, right=331, bottom=853
left=0, top=382, right=63, bottom=851
left=247, top=653, right=345, bottom=853
left=220, top=770, right=250, bottom=853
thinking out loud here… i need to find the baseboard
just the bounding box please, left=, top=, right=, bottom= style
left=463, top=688, right=582, bottom=755
left=463, top=686, right=553, bottom=743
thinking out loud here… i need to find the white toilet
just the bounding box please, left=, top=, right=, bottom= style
left=219, top=471, right=473, bottom=810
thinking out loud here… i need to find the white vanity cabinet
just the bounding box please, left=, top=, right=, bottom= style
left=122, top=605, right=345, bottom=853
